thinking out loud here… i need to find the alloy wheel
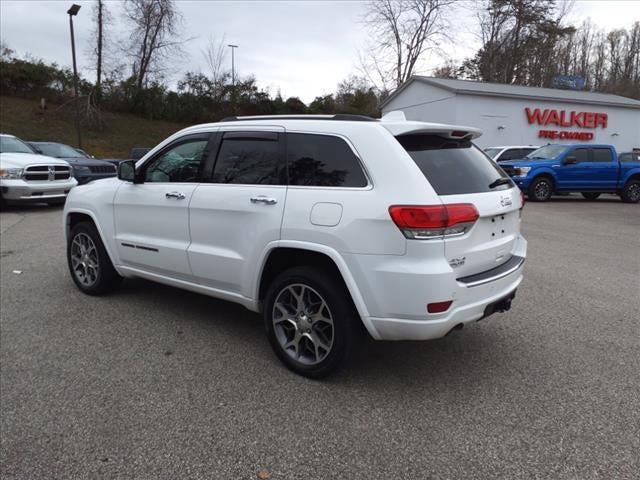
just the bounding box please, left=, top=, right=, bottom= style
left=272, top=284, right=334, bottom=365
left=535, top=181, right=550, bottom=200
left=70, top=233, right=100, bottom=287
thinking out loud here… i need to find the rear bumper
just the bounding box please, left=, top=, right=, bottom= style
left=366, top=272, right=523, bottom=340
left=343, top=235, right=527, bottom=341
left=1, top=178, right=78, bottom=201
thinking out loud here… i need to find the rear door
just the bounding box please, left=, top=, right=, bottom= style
left=588, top=147, right=618, bottom=190
left=395, top=134, right=523, bottom=278
left=187, top=127, right=286, bottom=296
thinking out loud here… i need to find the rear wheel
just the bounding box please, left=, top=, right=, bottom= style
left=264, top=266, right=357, bottom=378
left=527, top=176, right=553, bottom=202
left=581, top=192, right=601, bottom=200
left=620, top=179, right=640, bottom=203
left=67, top=221, right=122, bottom=295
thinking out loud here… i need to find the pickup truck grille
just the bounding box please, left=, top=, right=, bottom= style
left=89, top=165, right=116, bottom=174
left=24, top=165, right=72, bottom=181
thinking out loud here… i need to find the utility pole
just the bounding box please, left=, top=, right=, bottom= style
left=67, top=3, right=82, bottom=148
left=227, top=44, right=238, bottom=87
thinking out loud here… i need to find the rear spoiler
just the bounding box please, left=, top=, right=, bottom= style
left=380, top=110, right=482, bottom=140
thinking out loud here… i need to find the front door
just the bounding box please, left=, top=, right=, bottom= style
left=555, top=147, right=590, bottom=190
left=188, top=128, right=286, bottom=297
left=114, top=133, right=214, bottom=280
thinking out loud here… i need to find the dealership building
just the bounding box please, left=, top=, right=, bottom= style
left=380, top=76, right=640, bottom=152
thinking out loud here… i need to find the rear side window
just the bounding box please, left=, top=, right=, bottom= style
left=395, top=134, right=511, bottom=195
left=286, top=133, right=367, bottom=187
left=498, top=149, right=520, bottom=161
left=212, top=134, right=283, bottom=185
left=592, top=148, right=613, bottom=162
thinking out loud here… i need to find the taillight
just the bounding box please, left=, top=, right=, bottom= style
left=520, top=190, right=525, bottom=209
left=389, top=204, right=479, bottom=239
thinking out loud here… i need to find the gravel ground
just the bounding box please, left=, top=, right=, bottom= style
left=1, top=195, right=639, bottom=479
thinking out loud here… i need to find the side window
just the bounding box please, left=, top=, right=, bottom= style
left=144, top=138, right=208, bottom=182
left=499, top=149, right=520, bottom=161
left=287, top=133, right=367, bottom=187
left=212, top=133, right=282, bottom=185
left=592, top=148, right=613, bottom=163
left=522, top=148, right=536, bottom=157
left=572, top=148, right=589, bottom=163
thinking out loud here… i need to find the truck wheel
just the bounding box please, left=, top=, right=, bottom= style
left=581, top=192, right=601, bottom=200
left=620, top=179, right=640, bottom=203
left=67, top=221, right=122, bottom=295
left=527, top=177, right=553, bottom=202
left=264, top=266, right=357, bottom=378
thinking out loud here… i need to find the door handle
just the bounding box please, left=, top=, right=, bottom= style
left=165, top=191, right=186, bottom=200
left=250, top=196, right=277, bottom=205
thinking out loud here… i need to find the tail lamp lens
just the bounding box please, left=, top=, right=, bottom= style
left=389, top=204, right=479, bottom=239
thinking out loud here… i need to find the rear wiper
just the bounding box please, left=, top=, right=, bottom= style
left=489, top=177, right=512, bottom=189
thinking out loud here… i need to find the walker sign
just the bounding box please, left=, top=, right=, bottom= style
left=525, top=107, right=608, bottom=141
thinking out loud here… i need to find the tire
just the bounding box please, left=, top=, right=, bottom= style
left=67, top=221, right=122, bottom=295
left=620, top=179, right=640, bottom=203
left=527, top=176, right=553, bottom=202
left=263, top=266, right=358, bottom=378
left=581, top=192, right=601, bottom=200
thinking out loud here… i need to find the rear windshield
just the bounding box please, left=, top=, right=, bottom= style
left=396, top=134, right=511, bottom=195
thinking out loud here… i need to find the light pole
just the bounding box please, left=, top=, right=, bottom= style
left=67, top=3, right=82, bottom=148
left=227, top=44, right=238, bottom=87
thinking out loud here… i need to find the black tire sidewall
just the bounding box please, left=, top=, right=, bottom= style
left=263, top=266, right=355, bottom=378
left=621, top=180, right=640, bottom=203
left=67, top=222, right=120, bottom=295
left=528, top=177, right=553, bottom=202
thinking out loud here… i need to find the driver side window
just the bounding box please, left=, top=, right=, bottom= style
left=144, top=138, right=209, bottom=183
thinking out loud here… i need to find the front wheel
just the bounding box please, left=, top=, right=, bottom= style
left=264, top=266, right=357, bottom=378
left=581, top=192, right=601, bottom=200
left=527, top=177, right=553, bottom=202
left=620, top=179, right=640, bottom=203
left=67, top=221, right=122, bottom=295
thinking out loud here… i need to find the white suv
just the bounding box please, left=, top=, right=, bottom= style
left=64, top=113, right=526, bottom=377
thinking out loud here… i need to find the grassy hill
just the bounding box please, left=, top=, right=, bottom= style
left=0, top=96, right=188, bottom=158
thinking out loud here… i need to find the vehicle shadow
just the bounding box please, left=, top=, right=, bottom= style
left=111, top=277, right=523, bottom=390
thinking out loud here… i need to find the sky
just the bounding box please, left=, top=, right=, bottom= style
left=1, top=0, right=639, bottom=103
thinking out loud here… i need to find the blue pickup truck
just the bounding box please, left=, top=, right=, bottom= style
left=499, top=144, right=640, bottom=203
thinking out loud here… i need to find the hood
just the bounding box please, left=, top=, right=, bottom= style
left=0, top=152, right=71, bottom=168
left=55, top=157, right=115, bottom=168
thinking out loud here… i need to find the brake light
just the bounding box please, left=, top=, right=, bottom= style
left=520, top=190, right=525, bottom=209
left=389, top=204, right=479, bottom=239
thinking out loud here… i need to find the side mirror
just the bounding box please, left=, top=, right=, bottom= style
left=117, top=160, right=138, bottom=183
left=563, top=155, right=578, bottom=165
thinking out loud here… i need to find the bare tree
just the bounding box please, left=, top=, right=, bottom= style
left=359, top=0, right=454, bottom=94
left=123, top=0, right=184, bottom=94
left=89, top=0, right=111, bottom=104
left=202, top=34, right=228, bottom=86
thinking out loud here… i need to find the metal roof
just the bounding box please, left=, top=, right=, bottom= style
left=381, top=76, right=640, bottom=110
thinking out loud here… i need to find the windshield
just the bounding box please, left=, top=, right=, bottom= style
left=396, top=135, right=512, bottom=195
left=0, top=136, right=35, bottom=154
left=35, top=143, right=85, bottom=158
left=483, top=148, right=501, bottom=159
left=525, top=145, right=569, bottom=160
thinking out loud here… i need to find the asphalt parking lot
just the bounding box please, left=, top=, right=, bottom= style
left=1, top=196, right=638, bottom=479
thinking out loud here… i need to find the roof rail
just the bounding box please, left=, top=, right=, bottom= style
left=220, top=114, right=378, bottom=122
